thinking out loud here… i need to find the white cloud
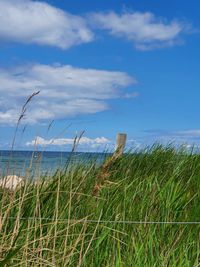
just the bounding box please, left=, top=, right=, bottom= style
left=0, top=0, right=93, bottom=48
left=26, top=136, right=111, bottom=150
left=142, top=129, right=200, bottom=147
left=0, top=1, right=192, bottom=50
left=0, top=63, right=136, bottom=125
left=174, top=130, right=200, bottom=138
left=126, top=139, right=141, bottom=149
left=155, top=129, right=200, bottom=140
left=91, top=11, right=189, bottom=50
left=123, top=92, right=139, bottom=99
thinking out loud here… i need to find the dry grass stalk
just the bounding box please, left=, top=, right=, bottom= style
left=92, top=148, right=122, bottom=196
left=11, top=91, right=40, bottom=150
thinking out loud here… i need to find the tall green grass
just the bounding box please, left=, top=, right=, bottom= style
left=0, top=144, right=199, bottom=266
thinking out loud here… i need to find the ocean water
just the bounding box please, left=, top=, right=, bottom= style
left=0, top=150, right=109, bottom=177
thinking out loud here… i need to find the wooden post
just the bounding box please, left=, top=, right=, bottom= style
left=115, top=133, right=127, bottom=156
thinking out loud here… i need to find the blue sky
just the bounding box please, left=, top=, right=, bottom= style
left=0, top=0, right=200, bottom=151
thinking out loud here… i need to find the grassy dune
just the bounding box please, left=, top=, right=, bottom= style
left=0, top=145, right=200, bottom=266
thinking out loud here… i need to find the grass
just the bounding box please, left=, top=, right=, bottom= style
left=0, top=144, right=200, bottom=266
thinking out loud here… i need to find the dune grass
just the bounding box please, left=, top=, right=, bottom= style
left=0, top=144, right=200, bottom=266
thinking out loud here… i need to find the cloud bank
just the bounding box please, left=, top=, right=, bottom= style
left=26, top=136, right=111, bottom=150
left=91, top=11, right=189, bottom=50
left=0, top=0, right=93, bottom=48
left=26, top=136, right=110, bottom=146
left=0, top=63, right=136, bottom=124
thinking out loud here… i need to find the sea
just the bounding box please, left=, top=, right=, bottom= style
left=0, top=150, right=109, bottom=177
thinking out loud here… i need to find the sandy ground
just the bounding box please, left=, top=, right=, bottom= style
left=0, top=175, right=24, bottom=190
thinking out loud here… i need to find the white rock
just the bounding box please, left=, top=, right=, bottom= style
left=0, top=175, right=24, bottom=190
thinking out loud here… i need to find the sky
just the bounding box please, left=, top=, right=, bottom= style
left=0, top=0, right=200, bottom=152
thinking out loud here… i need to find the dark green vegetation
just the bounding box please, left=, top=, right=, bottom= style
left=0, top=145, right=200, bottom=266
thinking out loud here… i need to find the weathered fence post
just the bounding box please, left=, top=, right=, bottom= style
left=115, top=133, right=127, bottom=156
